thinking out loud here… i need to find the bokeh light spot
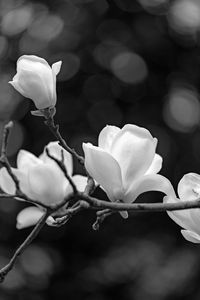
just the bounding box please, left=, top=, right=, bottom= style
left=163, top=87, right=200, bottom=132
left=1, top=5, right=33, bottom=36
left=20, top=245, right=54, bottom=277
left=111, top=51, right=148, bottom=84
left=94, top=42, right=126, bottom=70
left=28, top=14, right=64, bottom=42
left=168, top=0, right=200, bottom=34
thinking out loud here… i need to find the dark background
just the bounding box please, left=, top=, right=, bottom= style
left=0, top=0, right=200, bottom=299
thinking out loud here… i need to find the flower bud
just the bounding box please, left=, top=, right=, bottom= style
left=9, top=55, right=62, bottom=110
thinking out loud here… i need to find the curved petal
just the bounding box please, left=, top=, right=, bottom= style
left=0, top=167, right=33, bottom=197
left=145, top=154, right=163, bottom=175
left=124, top=174, right=176, bottom=203
left=178, top=173, right=200, bottom=202
left=72, top=175, right=88, bottom=192
left=17, top=55, right=51, bottom=71
left=188, top=209, right=200, bottom=235
left=52, top=61, right=62, bottom=76
left=16, top=206, right=44, bottom=229
left=111, top=124, right=157, bottom=188
left=98, top=125, right=120, bottom=152
left=14, top=69, right=54, bottom=109
left=181, top=230, right=200, bottom=243
left=164, top=196, right=199, bottom=232
left=9, top=80, right=25, bottom=95
left=83, top=143, right=123, bottom=201
left=17, top=150, right=41, bottom=171
left=0, top=167, right=16, bottom=194
left=28, top=164, right=66, bottom=205
left=40, top=141, right=73, bottom=176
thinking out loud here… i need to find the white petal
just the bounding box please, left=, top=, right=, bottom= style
left=40, top=141, right=73, bottom=176
left=72, top=175, right=88, bottom=192
left=145, top=154, right=163, bottom=175
left=10, top=55, right=56, bottom=109
left=181, top=230, right=200, bottom=243
left=16, top=206, right=44, bottom=229
left=15, top=69, right=54, bottom=109
left=111, top=124, right=157, bottom=188
left=52, top=61, right=62, bottom=76
left=124, top=174, right=176, bottom=203
left=0, top=167, right=33, bottom=197
left=28, top=164, right=66, bottom=205
left=17, top=55, right=51, bottom=71
left=83, top=143, right=123, bottom=201
left=17, top=149, right=41, bottom=171
left=164, top=196, right=199, bottom=232
left=188, top=209, right=200, bottom=235
left=98, top=125, right=120, bottom=152
left=0, top=167, right=16, bottom=194
left=9, top=80, right=26, bottom=96
left=178, top=173, right=200, bottom=202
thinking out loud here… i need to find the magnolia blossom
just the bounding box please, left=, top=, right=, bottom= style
left=83, top=124, right=175, bottom=217
left=9, top=55, right=62, bottom=110
left=164, top=173, right=200, bottom=243
left=0, top=142, right=87, bottom=229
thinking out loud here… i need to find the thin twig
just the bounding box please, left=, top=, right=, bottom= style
left=93, top=209, right=113, bottom=230
left=53, top=200, right=90, bottom=226
left=0, top=122, right=21, bottom=192
left=1, top=121, right=12, bottom=157
left=84, top=176, right=96, bottom=196
left=0, top=210, right=50, bottom=282
left=46, top=148, right=78, bottom=195
left=44, top=115, right=84, bottom=165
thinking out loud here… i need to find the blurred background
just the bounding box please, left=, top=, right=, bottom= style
left=0, top=0, right=200, bottom=299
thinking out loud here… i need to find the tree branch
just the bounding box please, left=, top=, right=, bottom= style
left=0, top=210, right=50, bottom=282
left=80, top=193, right=200, bottom=212
left=0, top=122, right=21, bottom=192
left=44, top=114, right=84, bottom=165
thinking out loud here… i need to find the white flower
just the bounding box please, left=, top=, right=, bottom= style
left=164, top=173, right=200, bottom=243
left=83, top=124, right=175, bottom=217
left=9, top=55, right=62, bottom=110
left=0, top=142, right=87, bottom=229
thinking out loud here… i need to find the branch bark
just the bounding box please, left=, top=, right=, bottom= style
left=44, top=114, right=84, bottom=165
left=80, top=193, right=200, bottom=212
left=0, top=210, right=50, bottom=282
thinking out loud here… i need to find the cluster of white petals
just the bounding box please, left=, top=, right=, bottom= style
left=9, top=55, right=62, bottom=110
left=0, top=142, right=87, bottom=229
left=83, top=124, right=176, bottom=217
left=165, top=173, right=200, bottom=243
left=6, top=54, right=200, bottom=245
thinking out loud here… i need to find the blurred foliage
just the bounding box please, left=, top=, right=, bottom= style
left=0, top=0, right=200, bottom=299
